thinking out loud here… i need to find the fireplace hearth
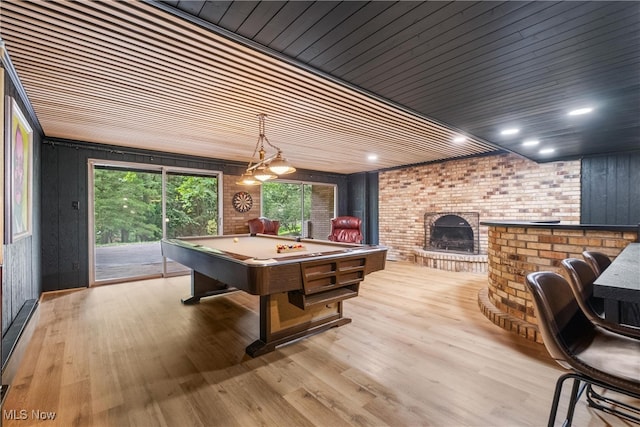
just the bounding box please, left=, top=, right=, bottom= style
left=424, top=212, right=480, bottom=255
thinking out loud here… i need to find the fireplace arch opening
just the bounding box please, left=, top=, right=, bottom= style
left=424, top=212, right=479, bottom=254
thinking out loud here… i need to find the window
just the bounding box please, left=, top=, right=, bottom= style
left=261, top=181, right=336, bottom=239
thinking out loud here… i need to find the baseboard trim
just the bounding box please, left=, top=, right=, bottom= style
left=2, top=299, right=39, bottom=389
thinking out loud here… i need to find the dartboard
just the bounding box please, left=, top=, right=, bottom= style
left=232, top=191, right=253, bottom=213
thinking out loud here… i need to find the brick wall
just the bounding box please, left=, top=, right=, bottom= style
left=379, top=153, right=581, bottom=261
left=310, top=186, right=334, bottom=239
left=480, top=225, right=637, bottom=342
left=223, top=176, right=261, bottom=234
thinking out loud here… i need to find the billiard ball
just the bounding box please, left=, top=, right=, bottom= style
left=233, top=238, right=239, bottom=243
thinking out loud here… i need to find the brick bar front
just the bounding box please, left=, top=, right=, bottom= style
left=479, top=221, right=638, bottom=343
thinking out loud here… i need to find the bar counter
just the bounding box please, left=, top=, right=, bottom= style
left=478, top=220, right=638, bottom=343
left=594, top=243, right=640, bottom=326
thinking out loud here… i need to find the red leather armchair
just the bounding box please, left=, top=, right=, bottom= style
left=248, top=217, right=280, bottom=235
left=328, top=216, right=363, bottom=243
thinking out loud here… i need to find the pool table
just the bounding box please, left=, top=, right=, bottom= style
left=161, top=234, right=387, bottom=357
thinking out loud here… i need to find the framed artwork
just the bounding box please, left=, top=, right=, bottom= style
left=5, top=96, right=32, bottom=242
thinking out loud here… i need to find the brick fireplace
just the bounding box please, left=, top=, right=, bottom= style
left=378, top=152, right=582, bottom=265
left=414, top=212, right=487, bottom=272
left=425, top=212, right=479, bottom=254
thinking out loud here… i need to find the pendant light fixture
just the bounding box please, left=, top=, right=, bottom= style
left=237, top=114, right=296, bottom=185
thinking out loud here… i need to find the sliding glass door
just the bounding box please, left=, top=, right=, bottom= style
left=89, top=161, right=220, bottom=284
left=92, top=166, right=163, bottom=282
left=164, top=172, right=219, bottom=275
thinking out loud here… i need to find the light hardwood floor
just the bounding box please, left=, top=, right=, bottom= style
left=3, top=262, right=636, bottom=426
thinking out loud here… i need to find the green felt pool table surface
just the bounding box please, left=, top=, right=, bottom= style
left=176, top=234, right=374, bottom=263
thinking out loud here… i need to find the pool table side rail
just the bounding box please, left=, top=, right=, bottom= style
left=161, top=238, right=387, bottom=296
left=161, top=239, right=261, bottom=294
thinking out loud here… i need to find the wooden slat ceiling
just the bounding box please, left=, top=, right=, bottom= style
left=1, top=1, right=638, bottom=175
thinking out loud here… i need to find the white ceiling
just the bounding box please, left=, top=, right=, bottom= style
left=0, top=0, right=501, bottom=175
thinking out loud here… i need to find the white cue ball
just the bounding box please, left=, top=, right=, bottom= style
left=233, top=237, right=239, bottom=243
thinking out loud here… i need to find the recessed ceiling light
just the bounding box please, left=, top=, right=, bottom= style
left=367, top=154, right=378, bottom=161
left=539, top=148, right=555, bottom=154
left=453, top=136, right=467, bottom=143
left=568, top=107, right=593, bottom=116
left=522, top=139, right=539, bottom=147
left=501, top=128, right=520, bottom=136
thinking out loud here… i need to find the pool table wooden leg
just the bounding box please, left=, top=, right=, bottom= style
left=181, top=270, right=237, bottom=305
left=245, top=294, right=352, bottom=357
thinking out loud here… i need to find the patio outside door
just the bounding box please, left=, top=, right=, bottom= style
left=92, top=166, right=163, bottom=283
left=164, top=171, right=219, bottom=275
left=90, top=162, right=220, bottom=284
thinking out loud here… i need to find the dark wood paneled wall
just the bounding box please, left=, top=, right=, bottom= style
left=2, top=70, right=42, bottom=336
left=581, top=151, right=640, bottom=225
left=41, top=139, right=348, bottom=291
left=345, top=172, right=379, bottom=245
left=366, top=172, right=380, bottom=244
